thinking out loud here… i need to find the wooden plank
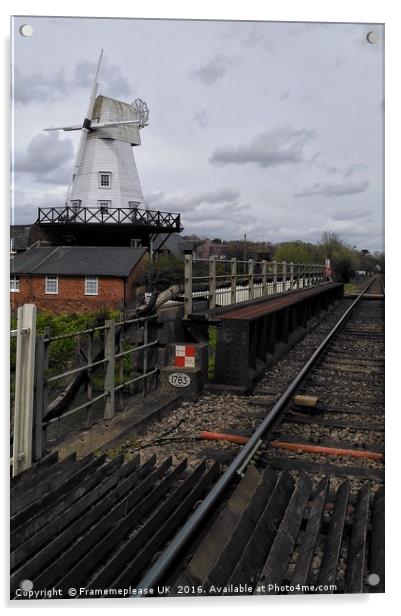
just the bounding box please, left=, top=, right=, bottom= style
left=345, top=483, right=370, bottom=593
left=113, top=463, right=220, bottom=588
left=175, top=465, right=265, bottom=587
left=290, top=476, right=329, bottom=588
left=317, top=479, right=350, bottom=590
left=283, top=413, right=384, bottom=432
left=228, top=470, right=294, bottom=589
left=56, top=460, right=189, bottom=590
left=11, top=455, right=140, bottom=551
left=11, top=453, right=78, bottom=515
left=369, top=485, right=385, bottom=593
left=204, top=468, right=277, bottom=588
left=36, top=458, right=185, bottom=589
left=11, top=454, right=105, bottom=530
left=10, top=451, right=59, bottom=489
left=255, top=473, right=313, bottom=593
left=10, top=456, right=159, bottom=589
left=88, top=460, right=210, bottom=589
left=258, top=455, right=384, bottom=482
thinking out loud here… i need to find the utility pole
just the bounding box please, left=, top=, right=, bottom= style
left=243, top=233, right=247, bottom=261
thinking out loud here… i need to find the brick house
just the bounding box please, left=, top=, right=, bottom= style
left=10, top=245, right=148, bottom=314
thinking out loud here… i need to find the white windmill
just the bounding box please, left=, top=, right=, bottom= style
left=44, top=50, right=149, bottom=211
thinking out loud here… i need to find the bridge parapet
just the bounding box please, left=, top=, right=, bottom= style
left=184, top=254, right=326, bottom=318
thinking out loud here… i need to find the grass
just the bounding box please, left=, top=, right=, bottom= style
left=344, top=283, right=358, bottom=294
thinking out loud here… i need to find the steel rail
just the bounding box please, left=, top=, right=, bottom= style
left=136, top=276, right=378, bottom=593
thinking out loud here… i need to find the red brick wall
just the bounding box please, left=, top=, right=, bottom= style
left=10, top=275, right=125, bottom=314
left=124, top=252, right=149, bottom=307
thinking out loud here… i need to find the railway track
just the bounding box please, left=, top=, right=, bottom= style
left=138, top=275, right=384, bottom=595
left=11, top=276, right=384, bottom=599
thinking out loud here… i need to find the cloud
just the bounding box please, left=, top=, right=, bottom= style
left=191, top=53, right=237, bottom=86
left=13, top=67, right=69, bottom=105
left=331, top=210, right=370, bottom=221
left=194, top=108, right=209, bottom=128
left=14, top=132, right=74, bottom=184
left=210, top=127, right=316, bottom=169
left=343, top=163, right=368, bottom=177
left=12, top=188, right=67, bottom=224
left=146, top=187, right=242, bottom=212
left=73, top=59, right=131, bottom=98
left=240, top=25, right=274, bottom=51
left=294, top=179, right=370, bottom=198
left=14, top=56, right=132, bottom=105
left=145, top=187, right=255, bottom=238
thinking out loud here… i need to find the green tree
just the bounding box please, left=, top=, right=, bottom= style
left=273, top=241, right=315, bottom=264
left=318, top=231, right=359, bottom=282
left=143, top=254, right=184, bottom=291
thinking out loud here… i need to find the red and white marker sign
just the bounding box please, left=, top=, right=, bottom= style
left=175, top=344, right=196, bottom=368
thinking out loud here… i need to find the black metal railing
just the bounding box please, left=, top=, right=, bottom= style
left=36, top=206, right=182, bottom=231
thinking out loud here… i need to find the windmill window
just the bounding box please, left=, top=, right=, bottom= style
left=70, top=199, right=82, bottom=213
left=10, top=276, right=20, bottom=292
left=45, top=275, right=58, bottom=294
left=98, top=200, right=111, bottom=213
left=99, top=172, right=112, bottom=188
left=85, top=276, right=98, bottom=296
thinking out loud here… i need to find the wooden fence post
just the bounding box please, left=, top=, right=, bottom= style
left=104, top=319, right=115, bottom=420
left=32, top=332, right=49, bottom=462
left=273, top=261, right=278, bottom=294
left=230, top=258, right=237, bottom=305
left=261, top=260, right=267, bottom=297
left=248, top=259, right=254, bottom=299
left=184, top=253, right=193, bottom=318
left=209, top=256, right=217, bottom=310
left=282, top=262, right=287, bottom=292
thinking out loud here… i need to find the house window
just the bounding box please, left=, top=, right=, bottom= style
left=85, top=276, right=98, bottom=296
left=128, top=201, right=140, bottom=209
left=45, top=275, right=58, bottom=294
left=10, top=276, right=20, bottom=292
left=98, top=200, right=111, bottom=213
left=99, top=172, right=112, bottom=188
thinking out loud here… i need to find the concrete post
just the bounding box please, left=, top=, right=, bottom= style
left=12, top=304, right=37, bottom=476
left=248, top=259, right=254, bottom=300
left=230, top=258, right=237, bottom=305
left=184, top=253, right=193, bottom=318
left=261, top=260, right=267, bottom=297
left=104, top=319, right=116, bottom=420
left=289, top=262, right=294, bottom=290
left=209, top=256, right=217, bottom=310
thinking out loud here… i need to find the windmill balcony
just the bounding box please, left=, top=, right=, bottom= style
left=36, top=206, right=183, bottom=233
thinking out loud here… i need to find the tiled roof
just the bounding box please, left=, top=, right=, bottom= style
left=11, top=246, right=147, bottom=277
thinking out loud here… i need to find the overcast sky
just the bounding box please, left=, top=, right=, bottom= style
left=11, top=17, right=384, bottom=251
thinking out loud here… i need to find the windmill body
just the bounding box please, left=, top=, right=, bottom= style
left=45, top=51, right=149, bottom=211
left=68, top=95, right=146, bottom=209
